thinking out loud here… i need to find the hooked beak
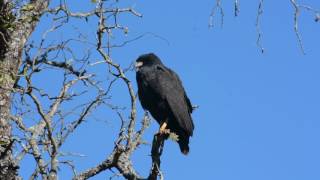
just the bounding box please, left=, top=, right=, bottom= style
left=135, top=62, right=143, bottom=71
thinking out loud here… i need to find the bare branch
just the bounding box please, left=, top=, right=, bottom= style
left=73, top=150, right=117, bottom=180
left=210, top=0, right=319, bottom=54
left=27, top=89, right=59, bottom=179
left=256, top=0, right=265, bottom=53
left=290, top=0, right=306, bottom=54
left=130, top=113, right=151, bottom=153
left=147, top=134, right=166, bottom=180
left=60, top=160, right=77, bottom=177
left=58, top=90, right=105, bottom=147
left=234, top=0, right=240, bottom=17
left=46, top=5, right=142, bottom=19
left=209, top=0, right=224, bottom=28
left=7, top=0, right=169, bottom=179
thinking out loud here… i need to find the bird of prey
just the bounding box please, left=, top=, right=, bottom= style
left=135, top=53, right=194, bottom=155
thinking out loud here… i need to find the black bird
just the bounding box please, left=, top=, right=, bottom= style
left=135, top=53, right=194, bottom=155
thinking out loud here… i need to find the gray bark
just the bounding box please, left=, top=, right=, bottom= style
left=0, top=1, right=50, bottom=179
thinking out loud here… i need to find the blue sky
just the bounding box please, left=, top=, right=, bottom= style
left=19, top=0, right=320, bottom=179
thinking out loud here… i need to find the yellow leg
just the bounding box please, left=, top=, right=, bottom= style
left=160, top=122, right=167, bottom=132
left=159, top=122, right=169, bottom=134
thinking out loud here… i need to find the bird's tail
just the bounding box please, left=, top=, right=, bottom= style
left=178, top=134, right=190, bottom=155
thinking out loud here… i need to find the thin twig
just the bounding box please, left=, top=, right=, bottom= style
left=256, top=0, right=265, bottom=53
left=209, top=0, right=224, bottom=28
left=290, top=0, right=306, bottom=54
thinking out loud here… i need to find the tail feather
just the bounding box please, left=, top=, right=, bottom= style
left=178, top=134, right=190, bottom=155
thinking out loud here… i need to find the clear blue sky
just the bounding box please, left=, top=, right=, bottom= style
left=19, top=0, right=320, bottom=179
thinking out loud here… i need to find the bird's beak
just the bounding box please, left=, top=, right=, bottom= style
left=135, top=62, right=143, bottom=71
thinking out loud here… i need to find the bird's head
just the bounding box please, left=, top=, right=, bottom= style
left=135, top=53, right=162, bottom=71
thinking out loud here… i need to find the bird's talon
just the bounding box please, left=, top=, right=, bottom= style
left=158, top=128, right=170, bottom=135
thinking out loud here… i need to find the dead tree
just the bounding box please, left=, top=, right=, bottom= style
left=1, top=0, right=318, bottom=179
left=1, top=1, right=50, bottom=179
left=1, top=0, right=167, bottom=179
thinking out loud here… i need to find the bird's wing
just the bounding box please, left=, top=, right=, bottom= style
left=154, top=65, right=194, bottom=135
left=167, top=68, right=193, bottom=113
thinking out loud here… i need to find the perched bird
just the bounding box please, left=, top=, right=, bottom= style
left=135, top=53, right=194, bottom=155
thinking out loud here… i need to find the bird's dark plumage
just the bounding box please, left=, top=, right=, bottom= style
left=135, top=53, right=194, bottom=154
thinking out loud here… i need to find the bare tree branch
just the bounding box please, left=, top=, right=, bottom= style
left=275, top=1, right=318, bottom=54
left=256, top=0, right=265, bottom=53
left=234, top=0, right=240, bottom=17
left=5, top=0, right=179, bottom=179
left=209, top=0, right=319, bottom=54
left=148, top=134, right=166, bottom=180
left=1, top=0, right=51, bottom=179
left=73, top=149, right=118, bottom=180
left=209, top=0, right=224, bottom=28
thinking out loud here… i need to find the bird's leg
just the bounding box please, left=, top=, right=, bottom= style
left=159, top=122, right=170, bottom=135
left=159, top=122, right=167, bottom=132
